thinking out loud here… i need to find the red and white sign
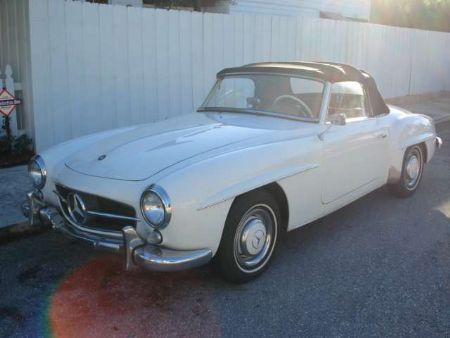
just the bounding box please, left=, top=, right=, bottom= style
left=0, top=89, right=22, bottom=117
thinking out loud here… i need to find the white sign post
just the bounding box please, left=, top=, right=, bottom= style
left=0, top=65, right=21, bottom=139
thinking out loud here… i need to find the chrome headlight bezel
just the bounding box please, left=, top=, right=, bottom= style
left=28, top=155, right=47, bottom=189
left=140, top=185, right=172, bottom=229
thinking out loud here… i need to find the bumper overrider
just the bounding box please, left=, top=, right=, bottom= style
left=22, top=190, right=212, bottom=272
left=435, top=136, right=443, bottom=149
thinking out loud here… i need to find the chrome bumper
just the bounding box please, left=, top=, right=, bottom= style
left=435, top=136, right=443, bottom=149
left=22, top=191, right=212, bottom=272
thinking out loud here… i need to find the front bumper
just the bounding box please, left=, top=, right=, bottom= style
left=23, top=191, right=212, bottom=272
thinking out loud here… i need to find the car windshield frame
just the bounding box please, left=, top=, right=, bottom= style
left=198, top=73, right=326, bottom=123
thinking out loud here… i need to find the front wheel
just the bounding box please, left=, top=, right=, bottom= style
left=216, top=190, right=280, bottom=283
left=388, top=144, right=424, bottom=198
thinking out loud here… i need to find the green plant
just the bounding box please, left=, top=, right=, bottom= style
left=13, top=134, right=32, bottom=155
left=0, top=135, right=13, bottom=155
left=0, top=134, right=32, bottom=156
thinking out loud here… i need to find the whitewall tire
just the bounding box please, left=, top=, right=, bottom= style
left=388, top=145, right=424, bottom=198
left=216, top=190, right=280, bottom=283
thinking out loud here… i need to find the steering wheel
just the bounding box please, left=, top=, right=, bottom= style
left=272, top=95, right=313, bottom=118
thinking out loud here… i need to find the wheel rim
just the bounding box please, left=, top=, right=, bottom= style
left=233, top=204, right=277, bottom=272
left=404, top=148, right=422, bottom=190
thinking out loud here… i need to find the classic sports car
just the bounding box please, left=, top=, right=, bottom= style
left=23, top=62, right=442, bottom=283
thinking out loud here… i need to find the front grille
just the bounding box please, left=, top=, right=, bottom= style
left=55, top=184, right=137, bottom=232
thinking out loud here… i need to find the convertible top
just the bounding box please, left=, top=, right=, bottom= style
left=217, top=62, right=390, bottom=115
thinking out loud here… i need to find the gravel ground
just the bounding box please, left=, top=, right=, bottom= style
left=0, top=122, right=449, bottom=338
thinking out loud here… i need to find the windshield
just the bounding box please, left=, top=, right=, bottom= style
left=199, top=74, right=324, bottom=121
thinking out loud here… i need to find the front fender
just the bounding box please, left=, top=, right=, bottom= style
left=387, top=106, right=437, bottom=183
left=156, top=135, right=320, bottom=255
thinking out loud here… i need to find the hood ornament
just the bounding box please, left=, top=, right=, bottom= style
left=98, top=154, right=106, bottom=161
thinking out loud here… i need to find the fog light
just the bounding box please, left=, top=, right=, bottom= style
left=147, top=229, right=162, bottom=245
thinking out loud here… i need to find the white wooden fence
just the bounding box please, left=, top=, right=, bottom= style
left=21, top=0, right=450, bottom=150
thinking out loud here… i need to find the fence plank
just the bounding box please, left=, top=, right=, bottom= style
left=64, top=1, right=85, bottom=140
left=141, top=8, right=158, bottom=122
left=168, top=10, right=182, bottom=118
left=179, top=11, right=194, bottom=113
left=28, top=0, right=54, bottom=150
left=99, top=4, right=116, bottom=130
left=48, top=0, right=69, bottom=144
left=155, top=9, right=170, bottom=120
left=128, top=6, right=145, bottom=124
left=191, top=11, right=204, bottom=109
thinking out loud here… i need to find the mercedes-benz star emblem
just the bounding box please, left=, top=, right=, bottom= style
left=252, top=230, right=265, bottom=250
left=67, top=193, right=88, bottom=224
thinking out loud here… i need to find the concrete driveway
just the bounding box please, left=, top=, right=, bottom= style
left=0, top=121, right=449, bottom=337
left=0, top=165, right=31, bottom=227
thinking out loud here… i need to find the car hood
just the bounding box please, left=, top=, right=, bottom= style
left=66, top=113, right=306, bottom=181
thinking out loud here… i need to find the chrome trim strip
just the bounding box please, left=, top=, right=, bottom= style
left=319, top=81, right=332, bottom=124
left=198, top=163, right=320, bottom=210
left=53, top=190, right=66, bottom=203
left=87, top=210, right=140, bottom=222
left=54, top=192, right=123, bottom=239
left=44, top=207, right=123, bottom=251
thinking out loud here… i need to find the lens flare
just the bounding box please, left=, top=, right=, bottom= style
left=48, top=254, right=220, bottom=338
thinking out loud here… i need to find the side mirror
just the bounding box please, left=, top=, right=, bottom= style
left=329, top=113, right=346, bottom=126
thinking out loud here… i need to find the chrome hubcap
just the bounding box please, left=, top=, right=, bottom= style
left=406, top=155, right=419, bottom=180
left=234, top=205, right=276, bottom=271
left=240, top=218, right=267, bottom=256
left=405, top=150, right=422, bottom=189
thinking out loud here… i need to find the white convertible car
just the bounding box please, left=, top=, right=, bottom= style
left=24, top=62, right=442, bottom=283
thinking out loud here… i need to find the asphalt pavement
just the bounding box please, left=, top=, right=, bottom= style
left=1, top=122, right=449, bottom=338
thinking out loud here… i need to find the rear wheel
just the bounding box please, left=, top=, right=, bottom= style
left=216, top=190, right=280, bottom=283
left=388, top=145, right=424, bottom=198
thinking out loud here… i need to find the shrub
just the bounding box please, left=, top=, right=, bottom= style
left=0, top=134, right=33, bottom=156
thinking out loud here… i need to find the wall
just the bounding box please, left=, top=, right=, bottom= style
left=26, top=0, right=450, bottom=151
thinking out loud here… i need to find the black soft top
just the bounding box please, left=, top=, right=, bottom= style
left=217, top=62, right=390, bottom=115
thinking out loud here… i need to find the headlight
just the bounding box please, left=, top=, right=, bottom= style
left=140, top=185, right=172, bottom=228
left=28, top=155, right=47, bottom=189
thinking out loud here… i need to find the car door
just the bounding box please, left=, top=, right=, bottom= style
left=321, top=81, right=389, bottom=205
